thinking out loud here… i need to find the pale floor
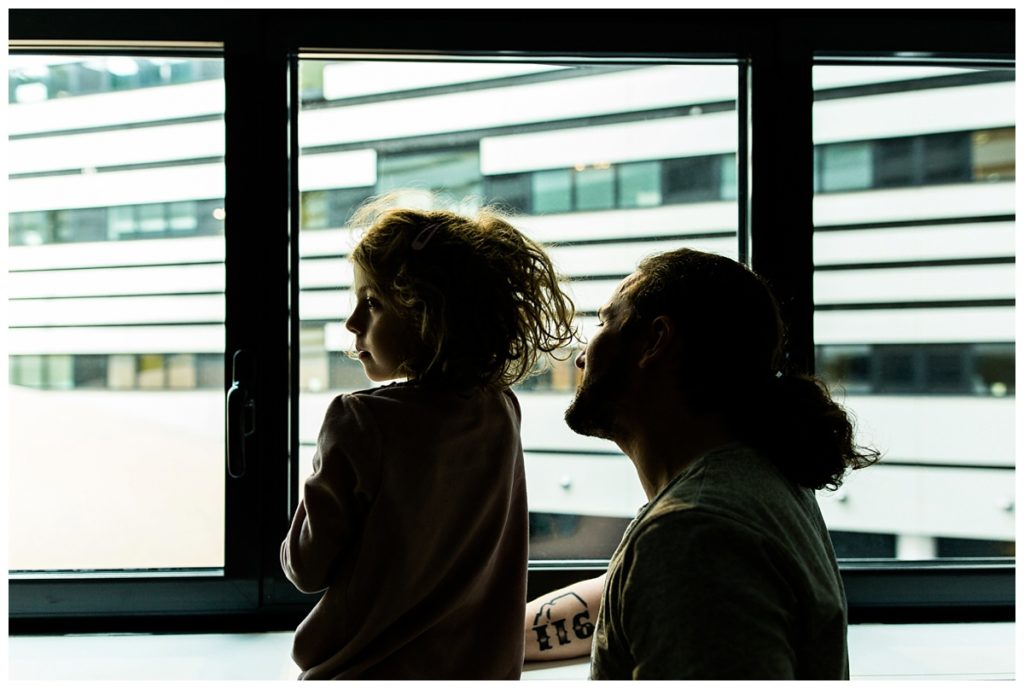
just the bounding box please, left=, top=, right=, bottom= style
left=6, top=622, right=1014, bottom=681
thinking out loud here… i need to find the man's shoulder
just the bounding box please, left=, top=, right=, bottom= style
left=667, top=443, right=803, bottom=506
left=636, top=444, right=808, bottom=538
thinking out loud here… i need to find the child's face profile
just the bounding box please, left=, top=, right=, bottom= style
left=346, top=263, right=415, bottom=383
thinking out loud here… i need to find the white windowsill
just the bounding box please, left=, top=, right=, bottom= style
left=7, top=622, right=1014, bottom=681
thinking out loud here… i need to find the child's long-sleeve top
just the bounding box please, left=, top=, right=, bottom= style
left=280, top=382, right=529, bottom=680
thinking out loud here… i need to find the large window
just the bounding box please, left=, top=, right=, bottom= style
left=8, top=55, right=227, bottom=571
left=812, top=65, right=1015, bottom=560
left=296, top=59, right=740, bottom=561
left=8, top=9, right=1014, bottom=631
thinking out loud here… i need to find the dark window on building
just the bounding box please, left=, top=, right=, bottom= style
left=925, top=346, right=969, bottom=392
left=817, top=345, right=872, bottom=394
left=196, top=353, right=224, bottom=389
left=829, top=531, right=897, bottom=559
left=484, top=153, right=734, bottom=216
left=618, top=160, right=662, bottom=208
left=198, top=60, right=224, bottom=81
left=529, top=512, right=631, bottom=560
left=378, top=148, right=482, bottom=200
left=820, top=142, right=873, bottom=192
left=818, top=343, right=1013, bottom=397
left=575, top=165, right=616, bottom=211
left=532, top=169, right=573, bottom=214
left=719, top=153, right=737, bottom=200
left=12, top=199, right=225, bottom=245
left=168, top=201, right=199, bottom=233
left=300, top=191, right=329, bottom=230
left=328, top=187, right=373, bottom=228
left=873, top=136, right=916, bottom=188
left=876, top=346, right=920, bottom=392
left=328, top=351, right=368, bottom=390
left=52, top=209, right=75, bottom=243
left=485, top=173, right=531, bottom=214
left=9, top=211, right=53, bottom=246
left=870, top=132, right=973, bottom=189
left=662, top=155, right=720, bottom=203
left=167, top=353, right=198, bottom=388
left=169, top=61, right=195, bottom=83
left=68, top=207, right=108, bottom=243
left=137, top=354, right=167, bottom=389
left=10, top=58, right=223, bottom=103
left=46, top=355, right=74, bottom=389
left=195, top=199, right=225, bottom=236
left=74, top=355, right=109, bottom=388
left=10, top=356, right=43, bottom=387
left=75, top=63, right=107, bottom=93
left=922, top=132, right=972, bottom=184
left=972, top=127, right=1016, bottom=181
left=974, top=343, right=1015, bottom=396
left=48, top=63, right=76, bottom=97
left=136, top=61, right=164, bottom=88
left=936, top=537, right=1015, bottom=558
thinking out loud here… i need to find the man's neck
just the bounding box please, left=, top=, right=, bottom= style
left=617, top=406, right=739, bottom=501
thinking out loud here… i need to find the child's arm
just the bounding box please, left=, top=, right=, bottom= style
left=524, top=573, right=607, bottom=662
left=280, top=461, right=355, bottom=593
left=280, top=397, right=376, bottom=594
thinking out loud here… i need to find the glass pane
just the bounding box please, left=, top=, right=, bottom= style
left=486, top=173, right=532, bottom=214
left=923, top=132, right=972, bottom=184
left=872, top=137, right=916, bottom=187
left=298, top=59, right=739, bottom=561
left=575, top=165, right=615, bottom=211
left=972, top=128, right=1015, bottom=181
left=618, top=161, right=662, bottom=208
left=662, top=155, right=720, bottom=202
left=169, top=201, right=198, bottom=231
left=532, top=169, right=573, bottom=214
left=821, top=142, right=872, bottom=192
left=301, top=190, right=329, bottom=230
left=378, top=148, right=482, bottom=201
left=812, top=65, right=1015, bottom=560
left=8, top=54, right=226, bottom=571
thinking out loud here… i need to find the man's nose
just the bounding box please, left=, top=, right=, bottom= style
left=575, top=349, right=586, bottom=369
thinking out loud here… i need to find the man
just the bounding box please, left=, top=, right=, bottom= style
left=524, top=248, right=877, bottom=679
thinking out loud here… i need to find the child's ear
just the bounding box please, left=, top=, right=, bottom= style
left=637, top=315, right=675, bottom=369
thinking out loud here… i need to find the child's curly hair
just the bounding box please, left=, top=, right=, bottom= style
left=348, top=194, right=578, bottom=390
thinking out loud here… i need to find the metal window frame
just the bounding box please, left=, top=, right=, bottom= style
left=8, top=8, right=1014, bottom=633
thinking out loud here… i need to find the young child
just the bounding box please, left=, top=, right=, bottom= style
left=280, top=196, right=577, bottom=680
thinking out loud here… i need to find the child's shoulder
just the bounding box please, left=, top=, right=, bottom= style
left=324, top=382, right=413, bottom=415
left=327, top=382, right=518, bottom=416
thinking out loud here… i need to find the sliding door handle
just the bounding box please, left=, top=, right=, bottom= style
left=226, top=349, right=256, bottom=479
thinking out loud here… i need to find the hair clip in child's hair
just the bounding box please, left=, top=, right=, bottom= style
left=412, top=223, right=440, bottom=251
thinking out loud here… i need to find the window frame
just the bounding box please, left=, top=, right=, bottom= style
left=8, top=7, right=1014, bottom=633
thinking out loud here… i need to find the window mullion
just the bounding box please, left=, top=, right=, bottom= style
left=748, top=26, right=815, bottom=375
left=221, top=23, right=291, bottom=591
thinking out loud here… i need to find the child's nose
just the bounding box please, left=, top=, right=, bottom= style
left=345, top=316, right=361, bottom=334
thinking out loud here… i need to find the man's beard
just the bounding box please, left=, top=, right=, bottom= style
left=564, top=361, right=631, bottom=441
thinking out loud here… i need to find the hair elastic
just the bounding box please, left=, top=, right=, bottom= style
left=412, top=223, right=441, bottom=250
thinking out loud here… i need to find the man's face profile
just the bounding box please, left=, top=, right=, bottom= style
left=564, top=276, right=639, bottom=441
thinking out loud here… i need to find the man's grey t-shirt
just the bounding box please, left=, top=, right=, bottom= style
left=590, top=443, right=849, bottom=680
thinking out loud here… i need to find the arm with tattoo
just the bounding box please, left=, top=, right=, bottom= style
left=524, top=574, right=607, bottom=661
